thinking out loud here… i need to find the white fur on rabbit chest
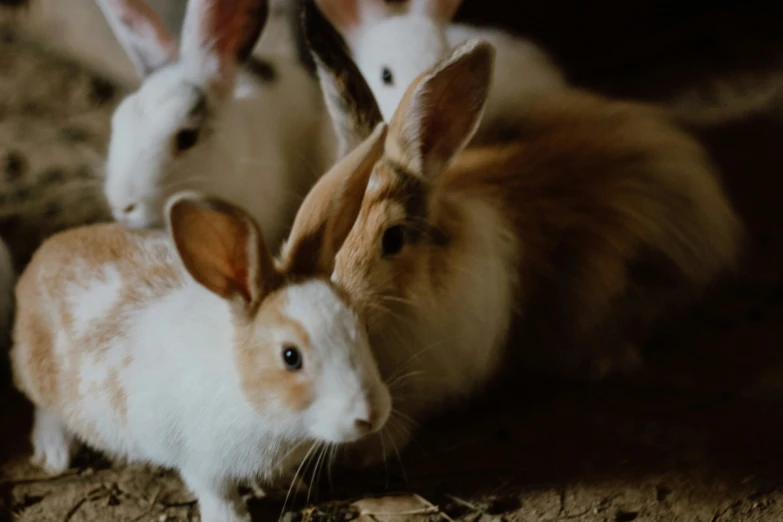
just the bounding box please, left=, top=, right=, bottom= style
left=39, top=236, right=297, bottom=479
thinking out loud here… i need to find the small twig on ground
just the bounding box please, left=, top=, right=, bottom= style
left=2, top=469, right=81, bottom=487
left=711, top=501, right=742, bottom=522
left=63, top=486, right=109, bottom=522
left=129, top=486, right=162, bottom=522
left=413, top=493, right=455, bottom=522
left=360, top=506, right=439, bottom=517
left=444, top=494, right=483, bottom=513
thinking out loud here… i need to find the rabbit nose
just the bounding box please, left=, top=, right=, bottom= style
left=354, top=404, right=380, bottom=434
left=123, top=204, right=136, bottom=214
left=354, top=418, right=373, bottom=434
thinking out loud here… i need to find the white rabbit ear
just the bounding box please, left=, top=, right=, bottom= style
left=179, top=0, right=269, bottom=93
left=166, top=191, right=279, bottom=311
left=315, top=0, right=392, bottom=44
left=389, top=39, right=493, bottom=177
left=96, top=0, right=178, bottom=78
left=409, top=0, right=462, bottom=21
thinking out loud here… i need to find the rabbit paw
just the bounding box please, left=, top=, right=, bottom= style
left=30, top=408, right=74, bottom=474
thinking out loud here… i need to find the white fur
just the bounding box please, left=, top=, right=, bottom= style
left=17, top=227, right=390, bottom=522
left=347, top=9, right=567, bottom=129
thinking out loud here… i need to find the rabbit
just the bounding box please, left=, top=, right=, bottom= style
left=314, top=0, right=566, bottom=135
left=299, top=1, right=743, bottom=467
left=98, top=0, right=336, bottom=250
left=0, top=0, right=184, bottom=88
left=1, top=0, right=308, bottom=89
left=11, top=129, right=392, bottom=522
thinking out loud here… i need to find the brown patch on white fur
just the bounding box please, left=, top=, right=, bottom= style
left=233, top=287, right=313, bottom=413
left=12, top=222, right=182, bottom=414
left=12, top=307, right=57, bottom=409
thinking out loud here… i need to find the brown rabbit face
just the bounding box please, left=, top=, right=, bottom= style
left=335, top=159, right=438, bottom=328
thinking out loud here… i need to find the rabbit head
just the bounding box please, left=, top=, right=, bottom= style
left=167, top=123, right=391, bottom=442
left=98, top=0, right=268, bottom=228
left=315, top=0, right=463, bottom=121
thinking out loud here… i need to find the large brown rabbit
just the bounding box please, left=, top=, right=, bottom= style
left=297, top=1, right=743, bottom=466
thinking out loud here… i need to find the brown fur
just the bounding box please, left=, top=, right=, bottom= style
left=334, top=42, right=743, bottom=379
left=11, top=223, right=182, bottom=422
left=282, top=122, right=387, bottom=276
left=234, top=289, right=313, bottom=413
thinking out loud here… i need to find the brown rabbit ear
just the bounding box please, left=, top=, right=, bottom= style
left=166, top=191, right=278, bottom=311
left=284, top=122, right=388, bottom=276
left=302, top=0, right=384, bottom=159
left=388, top=39, right=494, bottom=178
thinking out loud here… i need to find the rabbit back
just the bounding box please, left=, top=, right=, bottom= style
left=11, top=224, right=186, bottom=452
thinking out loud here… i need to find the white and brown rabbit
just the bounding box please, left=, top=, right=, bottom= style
left=299, top=2, right=743, bottom=466
left=11, top=126, right=391, bottom=522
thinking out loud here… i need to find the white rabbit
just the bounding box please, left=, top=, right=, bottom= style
left=98, top=0, right=335, bottom=249
left=1, top=0, right=303, bottom=88
left=11, top=133, right=392, bottom=522
left=315, top=0, right=566, bottom=133
left=300, top=1, right=742, bottom=467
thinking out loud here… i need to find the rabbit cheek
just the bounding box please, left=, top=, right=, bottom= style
left=235, top=340, right=313, bottom=414
left=234, top=301, right=314, bottom=415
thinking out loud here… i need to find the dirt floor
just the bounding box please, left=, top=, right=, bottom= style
left=1, top=7, right=783, bottom=522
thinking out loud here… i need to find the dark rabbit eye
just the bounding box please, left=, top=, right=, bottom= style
left=381, top=225, right=405, bottom=257
left=282, top=345, right=303, bottom=371
left=381, top=67, right=394, bottom=86
left=174, top=128, right=199, bottom=152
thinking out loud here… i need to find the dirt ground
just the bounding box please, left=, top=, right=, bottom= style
left=1, top=7, right=783, bottom=522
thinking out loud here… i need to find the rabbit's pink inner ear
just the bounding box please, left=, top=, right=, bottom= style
left=409, top=0, right=462, bottom=21
left=389, top=40, right=493, bottom=177
left=96, top=0, right=177, bottom=77
left=168, top=196, right=277, bottom=309
left=316, top=0, right=392, bottom=42
left=180, top=0, right=269, bottom=85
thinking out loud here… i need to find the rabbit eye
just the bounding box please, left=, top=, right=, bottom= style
left=174, top=128, right=199, bottom=153
left=381, top=225, right=406, bottom=257
left=381, top=67, right=394, bottom=86
left=282, top=345, right=303, bottom=371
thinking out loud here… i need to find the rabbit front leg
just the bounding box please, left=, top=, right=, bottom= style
left=181, top=470, right=250, bottom=522
left=30, top=408, right=77, bottom=474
